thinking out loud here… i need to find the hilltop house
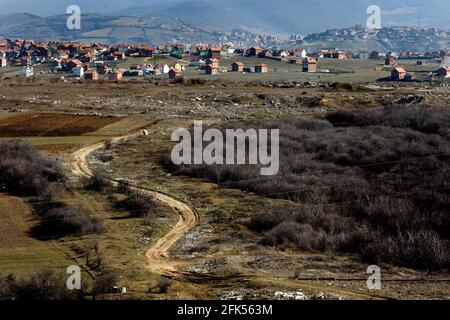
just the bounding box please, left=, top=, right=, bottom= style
left=323, top=50, right=348, bottom=59
left=293, top=48, right=307, bottom=58
left=66, top=59, right=82, bottom=71
left=113, top=51, right=125, bottom=59
left=72, top=66, right=84, bottom=78
left=205, top=65, right=218, bottom=75
left=385, top=54, right=397, bottom=67
left=96, top=64, right=109, bottom=75
left=162, top=64, right=170, bottom=74
left=109, top=70, right=123, bottom=81
left=257, top=50, right=272, bottom=58
left=208, top=47, right=222, bottom=59
left=437, top=67, right=450, bottom=78
left=254, top=64, right=268, bottom=73
left=169, top=67, right=182, bottom=80
left=391, top=67, right=407, bottom=80
left=84, top=70, right=99, bottom=81
left=139, top=47, right=154, bottom=57
left=303, top=57, right=317, bottom=73
left=194, top=46, right=209, bottom=58
left=205, top=58, right=219, bottom=69
left=247, top=47, right=263, bottom=57
left=171, top=44, right=186, bottom=59
left=288, top=57, right=303, bottom=65
left=231, top=61, right=244, bottom=72
left=222, top=44, right=235, bottom=55
left=171, top=63, right=183, bottom=72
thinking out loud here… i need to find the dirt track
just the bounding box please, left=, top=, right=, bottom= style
left=69, top=132, right=392, bottom=300
left=70, top=133, right=199, bottom=276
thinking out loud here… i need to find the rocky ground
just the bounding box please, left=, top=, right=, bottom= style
left=1, top=78, right=450, bottom=300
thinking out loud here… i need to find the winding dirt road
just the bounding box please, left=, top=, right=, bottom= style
left=70, top=133, right=199, bottom=276
left=69, top=132, right=388, bottom=300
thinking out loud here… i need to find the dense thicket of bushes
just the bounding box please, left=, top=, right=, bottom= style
left=0, top=270, right=80, bottom=300
left=0, top=140, right=63, bottom=196
left=0, top=268, right=120, bottom=300
left=163, top=106, right=450, bottom=270
left=31, top=202, right=105, bottom=238
left=115, top=187, right=158, bottom=220
left=84, top=172, right=113, bottom=192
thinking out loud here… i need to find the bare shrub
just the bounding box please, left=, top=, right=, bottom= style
left=94, top=269, right=119, bottom=296
left=0, top=140, right=63, bottom=196
left=105, top=138, right=113, bottom=150
left=170, top=75, right=184, bottom=84
left=83, top=240, right=103, bottom=271
left=360, top=230, right=450, bottom=270
left=116, top=180, right=131, bottom=194
left=184, top=78, right=206, bottom=86
left=261, top=222, right=327, bottom=251
left=247, top=209, right=295, bottom=232
left=155, top=278, right=171, bottom=293
left=84, top=173, right=113, bottom=191
left=0, top=270, right=80, bottom=300
left=117, top=190, right=157, bottom=218
left=163, top=106, right=450, bottom=270
left=325, top=105, right=450, bottom=135
left=98, top=153, right=114, bottom=162
left=31, top=203, right=105, bottom=238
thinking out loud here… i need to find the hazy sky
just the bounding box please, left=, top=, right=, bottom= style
left=0, top=0, right=168, bottom=16
left=1, top=0, right=449, bottom=31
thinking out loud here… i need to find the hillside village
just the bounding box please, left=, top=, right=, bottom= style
left=1, top=30, right=450, bottom=305
left=299, top=26, right=450, bottom=52
left=0, top=37, right=449, bottom=83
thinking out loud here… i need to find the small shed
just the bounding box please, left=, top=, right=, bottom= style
left=84, top=70, right=99, bottom=81
left=72, top=66, right=84, bottom=78
left=231, top=61, right=244, bottom=72
left=437, top=67, right=450, bottom=78
left=302, top=57, right=317, bottom=73
left=205, top=65, right=218, bottom=75
left=254, top=64, right=268, bottom=73
left=169, top=67, right=182, bottom=79
left=109, top=70, right=123, bottom=81
left=391, top=67, right=407, bottom=80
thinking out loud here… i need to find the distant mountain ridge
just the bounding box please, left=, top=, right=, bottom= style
left=0, top=13, right=223, bottom=45
left=1, top=1, right=450, bottom=50
left=118, top=0, right=450, bottom=34
left=1, top=0, right=450, bottom=35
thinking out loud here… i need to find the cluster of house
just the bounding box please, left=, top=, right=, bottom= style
left=357, top=49, right=449, bottom=61
left=381, top=51, right=450, bottom=80
left=181, top=46, right=318, bottom=77
left=0, top=37, right=449, bottom=81
left=0, top=38, right=192, bottom=80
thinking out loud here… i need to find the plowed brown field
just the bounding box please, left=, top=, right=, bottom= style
left=0, top=114, right=120, bottom=137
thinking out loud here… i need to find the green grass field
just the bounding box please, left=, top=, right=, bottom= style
left=177, top=57, right=391, bottom=83
left=0, top=194, right=74, bottom=276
